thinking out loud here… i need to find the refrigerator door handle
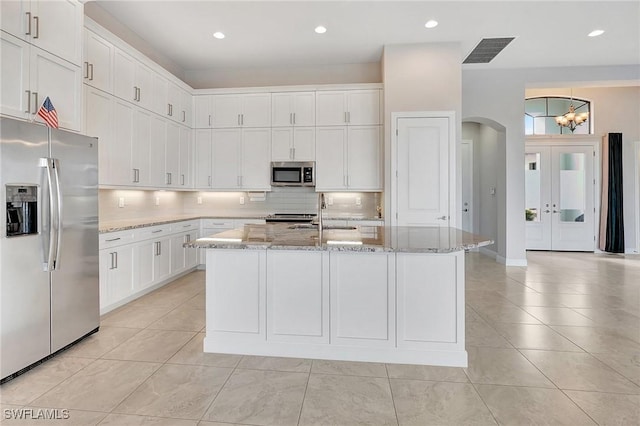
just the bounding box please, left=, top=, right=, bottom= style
left=52, top=158, right=63, bottom=270
left=39, top=157, right=56, bottom=271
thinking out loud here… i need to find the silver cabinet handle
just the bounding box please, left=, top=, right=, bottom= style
left=105, top=237, right=121, bottom=242
left=114, top=252, right=118, bottom=269
left=89, top=63, right=94, bottom=81
left=182, top=110, right=185, bottom=123
left=133, top=87, right=137, bottom=101
left=241, top=114, right=244, bottom=125
left=84, top=62, right=89, bottom=79
left=208, top=176, right=211, bottom=187
left=137, top=87, right=141, bottom=102
left=25, top=90, right=31, bottom=113
left=157, top=241, right=162, bottom=256
left=183, top=224, right=191, bottom=228
left=544, top=210, right=551, bottom=213
left=293, top=112, right=296, bottom=125
left=347, top=111, right=351, bottom=123
left=152, top=229, right=163, bottom=234
left=25, top=12, right=31, bottom=35
left=436, top=216, right=447, bottom=220
left=109, top=252, right=115, bottom=269
left=181, top=174, right=185, bottom=185
left=208, top=115, right=211, bottom=126
left=52, top=158, right=63, bottom=270
left=289, top=113, right=293, bottom=125
left=186, top=234, right=191, bottom=243
left=132, top=168, right=136, bottom=183
left=344, top=112, right=347, bottom=123
left=289, top=147, right=293, bottom=159
left=33, top=15, right=39, bottom=39
left=463, top=208, right=469, bottom=212
left=347, top=175, right=351, bottom=186
left=32, top=92, right=38, bottom=114
left=343, top=175, right=347, bottom=186
left=292, top=147, right=295, bottom=159
left=237, top=114, right=241, bottom=126
left=166, top=173, right=171, bottom=184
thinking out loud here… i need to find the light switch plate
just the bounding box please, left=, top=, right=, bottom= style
left=197, top=196, right=203, bottom=205
left=118, top=197, right=125, bottom=208
left=239, top=196, right=245, bottom=205
left=327, top=197, right=334, bottom=206
left=155, top=196, right=160, bottom=206
left=355, top=197, right=361, bottom=206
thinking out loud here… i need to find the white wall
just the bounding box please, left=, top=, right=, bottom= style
left=184, top=63, right=381, bottom=89
left=527, top=86, right=640, bottom=253
left=463, top=65, right=639, bottom=264
left=382, top=42, right=462, bottom=226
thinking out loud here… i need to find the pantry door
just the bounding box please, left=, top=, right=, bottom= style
left=394, top=113, right=454, bottom=227
left=526, top=144, right=596, bottom=251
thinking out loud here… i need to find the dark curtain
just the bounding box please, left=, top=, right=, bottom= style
left=604, top=133, right=625, bottom=253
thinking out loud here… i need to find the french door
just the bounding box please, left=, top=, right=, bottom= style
left=525, top=144, right=596, bottom=251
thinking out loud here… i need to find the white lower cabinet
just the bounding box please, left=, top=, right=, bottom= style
left=99, top=220, right=200, bottom=314
left=266, top=250, right=329, bottom=343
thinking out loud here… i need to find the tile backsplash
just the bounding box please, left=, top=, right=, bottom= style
left=100, top=188, right=382, bottom=221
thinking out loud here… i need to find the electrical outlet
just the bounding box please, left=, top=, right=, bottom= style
left=197, top=196, right=202, bottom=205
left=239, top=196, right=245, bottom=205
left=155, top=196, right=160, bottom=206
left=118, top=197, right=125, bottom=208
left=327, top=197, right=333, bottom=206
left=355, top=197, right=361, bottom=206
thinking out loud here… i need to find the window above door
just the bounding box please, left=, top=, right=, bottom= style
left=525, top=97, right=591, bottom=136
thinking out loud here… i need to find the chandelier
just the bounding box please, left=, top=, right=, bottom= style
left=555, top=92, right=589, bottom=133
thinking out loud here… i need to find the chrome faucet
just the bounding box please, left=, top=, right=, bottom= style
left=318, top=192, right=326, bottom=235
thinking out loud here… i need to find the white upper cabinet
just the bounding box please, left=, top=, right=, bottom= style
left=194, top=129, right=213, bottom=188
left=151, top=73, right=168, bottom=116
left=316, top=90, right=381, bottom=126
left=148, top=116, right=167, bottom=187
left=315, top=125, right=382, bottom=191
left=213, top=93, right=271, bottom=128
left=241, top=128, right=271, bottom=190
left=212, top=128, right=241, bottom=188
left=1, top=0, right=83, bottom=66
left=178, top=126, right=193, bottom=187
left=179, top=89, right=192, bottom=126
left=271, top=92, right=315, bottom=127
left=113, top=48, right=153, bottom=110
left=83, top=29, right=113, bottom=93
left=165, top=121, right=181, bottom=187
left=194, top=96, right=213, bottom=128
left=271, top=127, right=315, bottom=162
left=1, top=33, right=30, bottom=121
left=84, top=86, right=113, bottom=185
left=167, top=82, right=181, bottom=121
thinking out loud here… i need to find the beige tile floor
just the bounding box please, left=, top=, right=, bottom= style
left=1, top=251, right=639, bottom=425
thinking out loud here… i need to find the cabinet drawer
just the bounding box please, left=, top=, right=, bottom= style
left=202, top=219, right=235, bottom=228
left=134, top=224, right=171, bottom=241
left=170, top=220, right=199, bottom=233
left=99, top=230, right=135, bottom=249
left=234, top=219, right=266, bottom=227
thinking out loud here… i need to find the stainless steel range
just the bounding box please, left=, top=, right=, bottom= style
left=265, top=213, right=317, bottom=223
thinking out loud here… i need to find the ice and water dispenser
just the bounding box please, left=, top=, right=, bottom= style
left=5, top=185, right=38, bottom=237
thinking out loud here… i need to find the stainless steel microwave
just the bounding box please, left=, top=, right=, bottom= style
left=270, top=162, right=315, bottom=187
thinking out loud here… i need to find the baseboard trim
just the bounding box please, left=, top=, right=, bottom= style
left=496, top=254, right=528, bottom=267
left=625, top=247, right=639, bottom=254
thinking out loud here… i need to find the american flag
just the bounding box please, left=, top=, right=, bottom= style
left=37, top=96, right=58, bottom=129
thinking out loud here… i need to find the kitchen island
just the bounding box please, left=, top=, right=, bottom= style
left=186, top=223, right=491, bottom=367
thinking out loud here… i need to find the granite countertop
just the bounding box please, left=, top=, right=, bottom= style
left=186, top=223, right=493, bottom=253
left=99, top=214, right=384, bottom=233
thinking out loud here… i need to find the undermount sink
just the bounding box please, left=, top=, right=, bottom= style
left=287, top=224, right=357, bottom=231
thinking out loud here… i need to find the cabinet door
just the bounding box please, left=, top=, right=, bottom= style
left=316, top=91, right=347, bottom=126
left=213, top=94, right=241, bottom=128
left=167, top=82, right=181, bottom=121
left=149, top=117, right=167, bottom=187
left=85, top=87, right=113, bottom=185
left=266, top=250, right=327, bottom=343
left=271, top=127, right=293, bottom=161
left=347, top=90, right=380, bottom=125
left=155, top=238, right=172, bottom=282
left=179, top=126, right=192, bottom=188
left=99, top=246, right=133, bottom=311
left=135, top=62, right=153, bottom=110
left=151, top=73, right=168, bottom=116
left=113, top=48, right=136, bottom=103
left=271, top=93, right=293, bottom=127
left=241, top=94, right=271, bottom=127
left=133, top=240, right=155, bottom=291
left=185, top=230, right=199, bottom=268
left=0, top=33, right=30, bottom=120
left=292, top=127, right=315, bottom=161
left=170, top=233, right=187, bottom=274
left=194, top=95, right=212, bottom=128
left=241, top=128, right=271, bottom=190
left=84, top=29, right=113, bottom=92
left=315, top=127, right=347, bottom=190
left=212, top=128, right=241, bottom=188
left=292, top=92, right=315, bottom=126
left=99, top=249, right=113, bottom=309
left=1, top=0, right=29, bottom=40
left=194, top=129, right=212, bottom=188
left=132, top=109, right=151, bottom=186
left=30, top=46, right=81, bottom=131
left=111, top=100, right=134, bottom=185
left=179, top=88, right=191, bottom=125
left=165, top=121, right=180, bottom=187
left=347, top=126, right=382, bottom=190
left=32, top=0, right=83, bottom=65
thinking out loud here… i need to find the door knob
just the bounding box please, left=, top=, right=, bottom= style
left=544, top=209, right=550, bottom=213
left=463, top=209, right=469, bottom=212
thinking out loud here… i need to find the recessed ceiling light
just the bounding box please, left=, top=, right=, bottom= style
left=315, top=26, right=327, bottom=34
left=424, top=20, right=438, bottom=29
left=588, top=29, right=604, bottom=37
left=213, top=32, right=225, bottom=39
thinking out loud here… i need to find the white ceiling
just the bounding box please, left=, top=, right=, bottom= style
left=93, top=0, right=640, bottom=72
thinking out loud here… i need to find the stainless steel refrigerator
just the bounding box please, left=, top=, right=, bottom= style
left=1, top=117, right=99, bottom=382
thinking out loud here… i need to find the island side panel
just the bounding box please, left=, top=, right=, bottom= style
left=396, top=251, right=466, bottom=359
left=205, top=249, right=266, bottom=346
left=329, top=251, right=396, bottom=348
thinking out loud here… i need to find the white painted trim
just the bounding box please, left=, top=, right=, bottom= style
left=479, top=246, right=497, bottom=259
left=636, top=140, right=640, bottom=254
left=390, top=111, right=456, bottom=227
left=497, top=256, right=528, bottom=267
left=461, top=139, right=474, bottom=233
left=194, top=83, right=384, bottom=95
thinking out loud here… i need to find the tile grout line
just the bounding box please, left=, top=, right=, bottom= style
left=384, top=363, right=401, bottom=426
left=295, top=360, right=313, bottom=426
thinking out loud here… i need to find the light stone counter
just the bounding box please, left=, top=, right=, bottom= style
left=186, top=223, right=492, bottom=253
